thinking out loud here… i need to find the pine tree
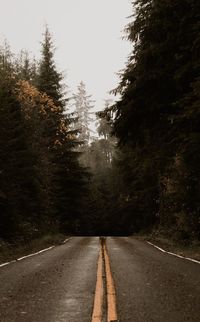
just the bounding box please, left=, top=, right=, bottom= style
left=0, top=63, right=41, bottom=240
left=36, top=27, right=89, bottom=233
left=37, top=26, right=65, bottom=108
left=108, top=0, right=200, bottom=238
left=15, top=51, right=38, bottom=84
left=16, top=80, right=63, bottom=228
left=72, top=81, right=95, bottom=144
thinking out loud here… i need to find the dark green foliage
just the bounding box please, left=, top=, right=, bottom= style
left=78, top=110, right=120, bottom=235
left=0, top=28, right=90, bottom=242
left=36, top=27, right=89, bottom=234
left=108, top=0, right=200, bottom=240
left=15, top=50, right=38, bottom=84
left=52, top=130, right=90, bottom=234
left=1, top=1, right=199, bottom=240
left=0, top=73, right=41, bottom=241
left=37, top=26, right=65, bottom=108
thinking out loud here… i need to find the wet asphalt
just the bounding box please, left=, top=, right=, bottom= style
left=0, top=237, right=200, bottom=322
left=0, top=237, right=99, bottom=322
left=107, top=237, right=200, bottom=322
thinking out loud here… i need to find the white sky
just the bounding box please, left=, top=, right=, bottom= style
left=0, top=0, right=132, bottom=111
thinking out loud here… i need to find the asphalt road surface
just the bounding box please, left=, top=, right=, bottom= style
left=107, top=237, right=200, bottom=322
left=0, top=237, right=200, bottom=322
left=0, top=237, right=99, bottom=322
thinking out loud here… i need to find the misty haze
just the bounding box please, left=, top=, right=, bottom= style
left=0, top=0, right=200, bottom=321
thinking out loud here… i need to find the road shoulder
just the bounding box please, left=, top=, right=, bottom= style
left=0, top=233, right=69, bottom=265
left=136, top=233, right=200, bottom=262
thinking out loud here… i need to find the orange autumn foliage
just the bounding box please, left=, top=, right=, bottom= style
left=16, top=80, right=75, bottom=146
left=16, top=80, right=62, bottom=119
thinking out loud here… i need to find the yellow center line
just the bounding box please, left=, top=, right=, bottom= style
left=103, top=241, right=118, bottom=322
left=92, top=246, right=104, bottom=322
left=92, top=238, right=118, bottom=322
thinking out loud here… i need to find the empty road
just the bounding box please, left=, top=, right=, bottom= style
left=0, top=237, right=200, bottom=321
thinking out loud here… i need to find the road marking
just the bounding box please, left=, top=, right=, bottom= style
left=92, top=238, right=118, bottom=322
left=0, top=262, right=10, bottom=267
left=63, top=237, right=70, bottom=243
left=103, top=240, right=118, bottom=322
left=17, top=246, right=55, bottom=261
left=91, top=246, right=104, bottom=322
left=0, top=238, right=70, bottom=269
left=147, top=241, right=200, bottom=264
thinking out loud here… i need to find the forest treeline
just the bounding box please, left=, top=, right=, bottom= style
left=0, top=0, right=200, bottom=243
left=0, top=28, right=90, bottom=241
left=103, top=0, right=200, bottom=240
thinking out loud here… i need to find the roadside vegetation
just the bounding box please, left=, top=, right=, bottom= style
left=102, top=0, right=200, bottom=244
left=0, top=233, right=67, bottom=264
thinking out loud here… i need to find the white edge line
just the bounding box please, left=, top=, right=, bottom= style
left=17, top=246, right=55, bottom=260
left=186, top=257, right=200, bottom=264
left=0, top=261, right=10, bottom=267
left=147, top=241, right=200, bottom=265
left=147, top=241, right=166, bottom=253
left=0, top=237, right=70, bottom=268
left=63, top=238, right=70, bottom=243
left=0, top=260, right=16, bottom=267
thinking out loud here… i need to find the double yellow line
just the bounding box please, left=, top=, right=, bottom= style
left=92, top=238, right=118, bottom=322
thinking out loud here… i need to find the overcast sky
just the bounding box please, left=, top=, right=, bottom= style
left=0, top=0, right=132, bottom=111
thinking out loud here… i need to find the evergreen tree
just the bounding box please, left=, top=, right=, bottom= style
left=0, top=63, right=41, bottom=241
left=37, top=26, right=65, bottom=108
left=72, top=81, right=95, bottom=144
left=16, top=80, right=62, bottom=229
left=15, top=51, right=37, bottom=83
left=36, top=27, right=89, bottom=233
left=81, top=105, right=117, bottom=235
left=108, top=0, right=200, bottom=239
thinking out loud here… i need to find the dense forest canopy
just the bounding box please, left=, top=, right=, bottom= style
left=106, top=0, right=200, bottom=240
left=0, top=0, right=200, bottom=243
